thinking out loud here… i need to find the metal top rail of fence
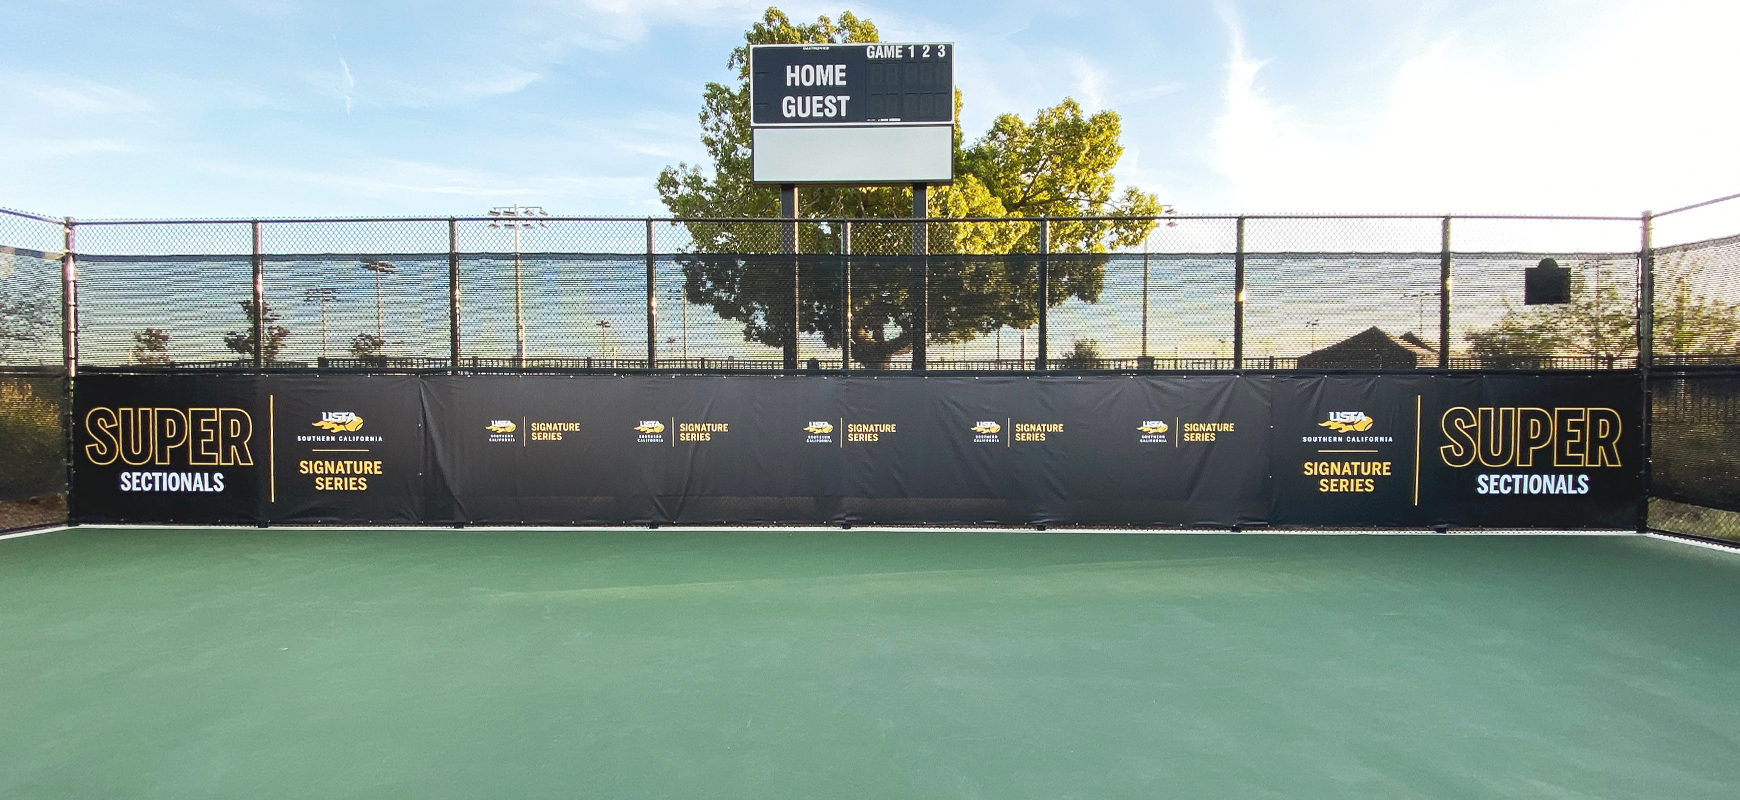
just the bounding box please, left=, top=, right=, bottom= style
left=1, top=193, right=1736, bottom=375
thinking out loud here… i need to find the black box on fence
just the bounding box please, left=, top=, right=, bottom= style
left=1525, top=258, right=1571, bottom=305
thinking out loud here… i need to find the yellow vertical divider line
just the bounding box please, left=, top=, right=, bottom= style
left=1006, top=417, right=1011, bottom=448
left=522, top=416, right=527, bottom=448
left=839, top=418, right=844, bottom=449
left=670, top=417, right=675, bottom=448
left=1413, top=394, right=1422, bottom=506
left=269, top=394, right=276, bottom=503
left=1175, top=417, right=1179, bottom=448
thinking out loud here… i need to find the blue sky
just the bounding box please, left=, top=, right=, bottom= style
left=1, top=0, right=1735, bottom=220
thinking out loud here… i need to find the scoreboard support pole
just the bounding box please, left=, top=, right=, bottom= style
left=781, top=184, right=800, bottom=370
left=841, top=220, right=853, bottom=370
left=912, top=183, right=928, bottom=372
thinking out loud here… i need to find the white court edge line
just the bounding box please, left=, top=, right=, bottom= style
left=43, top=524, right=1638, bottom=537
left=0, top=525, right=71, bottom=541
left=1646, top=532, right=1740, bottom=555
left=9, top=527, right=1729, bottom=557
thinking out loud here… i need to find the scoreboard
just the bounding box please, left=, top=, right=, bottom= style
left=749, top=43, right=955, bottom=185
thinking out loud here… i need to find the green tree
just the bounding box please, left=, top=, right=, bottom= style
left=347, top=333, right=386, bottom=359
left=0, top=284, right=53, bottom=365
left=1466, top=261, right=1637, bottom=366
left=656, top=8, right=1162, bottom=368
left=0, top=377, right=62, bottom=497
left=222, top=300, right=289, bottom=362
left=1057, top=338, right=1104, bottom=369
left=1653, top=251, right=1740, bottom=362
left=129, top=328, right=171, bottom=365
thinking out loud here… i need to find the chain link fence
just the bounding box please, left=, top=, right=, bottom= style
left=7, top=197, right=1740, bottom=533
left=1644, top=193, right=1740, bottom=542
left=12, top=212, right=1675, bottom=374
left=0, top=208, right=69, bottom=530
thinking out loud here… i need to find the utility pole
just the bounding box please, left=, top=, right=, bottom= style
left=360, top=260, right=397, bottom=341
left=488, top=205, right=548, bottom=365
left=304, top=287, right=340, bottom=359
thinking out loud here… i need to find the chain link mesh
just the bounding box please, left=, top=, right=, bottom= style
left=0, top=211, right=64, bottom=368
left=1653, top=233, right=1740, bottom=364
left=0, top=210, right=68, bottom=528
left=13, top=210, right=1729, bottom=373
left=1650, top=371, right=1740, bottom=532
left=12, top=200, right=1740, bottom=534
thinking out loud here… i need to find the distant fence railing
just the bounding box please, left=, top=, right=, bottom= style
left=75, top=353, right=1681, bottom=374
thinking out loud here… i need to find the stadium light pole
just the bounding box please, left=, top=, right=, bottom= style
left=1141, top=206, right=1174, bottom=361
left=304, top=287, right=340, bottom=358
left=359, top=261, right=397, bottom=340
left=666, top=286, right=687, bottom=361
left=489, top=205, right=548, bottom=365
left=1403, top=291, right=1430, bottom=335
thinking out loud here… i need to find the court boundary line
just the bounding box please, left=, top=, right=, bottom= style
left=0, top=525, right=72, bottom=541
left=50, top=524, right=1641, bottom=536
left=1646, top=532, right=1740, bottom=555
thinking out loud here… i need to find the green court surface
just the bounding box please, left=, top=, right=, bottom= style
left=3, top=528, right=1739, bottom=799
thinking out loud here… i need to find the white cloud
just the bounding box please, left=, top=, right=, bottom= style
left=1209, top=1, right=1740, bottom=214
left=0, top=75, right=153, bottom=116
left=0, top=138, right=134, bottom=158
left=338, top=56, right=354, bottom=114
left=448, top=69, right=542, bottom=102
left=527, top=0, right=805, bottom=51
left=193, top=157, right=648, bottom=206
left=1069, top=56, right=1107, bottom=111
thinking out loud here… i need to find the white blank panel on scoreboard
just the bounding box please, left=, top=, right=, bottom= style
left=752, top=126, right=952, bottom=185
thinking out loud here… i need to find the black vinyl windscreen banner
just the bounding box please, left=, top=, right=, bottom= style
left=422, top=374, right=1271, bottom=526
left=73, top=372, right=1642, bottom=529
left=1268, top=373, right=1642, bottom=528
left=72, top=374, right=426, bottom=525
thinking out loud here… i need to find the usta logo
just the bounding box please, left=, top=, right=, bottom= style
left=805, top=421, right=834, bottom=434
left=635, top=420, right=665, bottom=434
left=971, top=421, right=1001, bottom=434
left=486, top=420, right=517, bottom=434
left=313, top=412, right=363, bottom=432
left=1319, top=411, right=1374, bottom=433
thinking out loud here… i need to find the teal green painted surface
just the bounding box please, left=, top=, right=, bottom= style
left=3, top=530, right=1739, bottom=799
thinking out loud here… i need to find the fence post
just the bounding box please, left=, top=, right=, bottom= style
left=1037, top=216, right=1049, bottom=370
left=1439, top=216, right=1451, bottom=369
left=781, top=185, right=799, bottom=371
left=1233, top=216, right=1245, bottom=371
left=449, top=218, right=460, bottom=371
left=841, top=220, right=852, bottom=370
left=1141, top=245, right=1150, bottom=361
left=646, top=219, right=657, bottom=369
left=1637, top=210, right=1654, bottom=533
left=251, top=220, right=264, bottom=370
left=1638, top=211, right=1654, bottom=373
left=61, top=219, right=77, bottom=379
left=61, top=217, right=77, bottom=514
left=912, top=184, right=928, bottom=372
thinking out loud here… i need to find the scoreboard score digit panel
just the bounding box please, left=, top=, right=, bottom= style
left=750, top=43, right=955, bottom=184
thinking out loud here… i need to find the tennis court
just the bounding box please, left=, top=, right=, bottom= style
left=3, top=527, right=1737, bottom=798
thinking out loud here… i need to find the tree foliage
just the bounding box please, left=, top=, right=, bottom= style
left=1057, top=338, right=1104, bottom=369
left=656, top=8, right=1163, bottom=367
left=0, top=257, right=54, bottom=364
left=1465, top=260, right=1640, bottom=365
left=1653, top=251, right=1740, bottom=361
left=347, top=333, right=386, bottom=359
left=130, top=328, right=171, bottom=365
left=222, top=301, right=289, bottom=362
